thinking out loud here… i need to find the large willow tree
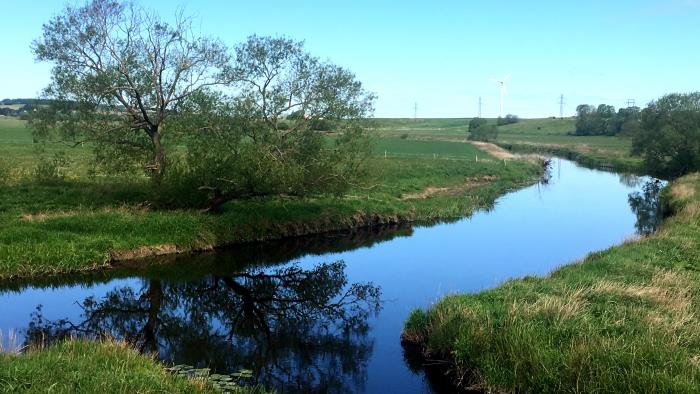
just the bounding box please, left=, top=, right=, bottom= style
left=32, top=1, right=375, bottom=209
left=31, top=0, right=229, bottom=182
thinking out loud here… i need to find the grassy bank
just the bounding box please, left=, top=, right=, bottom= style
left=403, top=172, right=700, bottom=392
left=0, top=339, right=218, bottom=393
left=0, top=118, right=541, bottom=279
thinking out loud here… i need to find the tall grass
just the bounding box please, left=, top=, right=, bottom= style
left=0, top=339, right=219, bottom=393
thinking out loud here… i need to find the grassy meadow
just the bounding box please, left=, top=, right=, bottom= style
left=403, top=169, right=700, bottom=392
left=374, top=117, right=641, bottom=171
left=0, top=117, right=542, bottom=279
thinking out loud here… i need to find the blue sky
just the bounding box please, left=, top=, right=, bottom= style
left=1, top=0, right=699, bottom=118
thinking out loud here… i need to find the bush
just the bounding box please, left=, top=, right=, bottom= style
left=400, top=133, right=409, bottom=139
left=308, top=118, right=335, bottom=131
left=496, top=114, right=519, bottom=126
left=33, top=151, right=71, bottom=184
left=468, top=118, right=498, bottom=142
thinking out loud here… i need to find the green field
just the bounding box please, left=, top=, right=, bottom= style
left=0, top=118, right=541, bottom=279
left=373, top=117, right=641, bottom=171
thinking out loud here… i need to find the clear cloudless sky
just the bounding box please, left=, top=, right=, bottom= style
left=1, top=0, right=700, bottom=118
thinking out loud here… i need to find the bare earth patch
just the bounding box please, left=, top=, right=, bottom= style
left=469, top=141, right=517, bottom=160
left=109, top=244, right=184, bottom=261
left=20, top=206, right=149, bottom=222
left=401, top=175, right=496, bottom=200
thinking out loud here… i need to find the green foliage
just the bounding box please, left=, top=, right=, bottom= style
left=308, top=118, right=335, bottom=131
left=31, top=0, right=230, bottom=180
left=575, top=104, right=640, bottom=136
left=33, top=151, right=70, bottom=185
left=496, top=114, right=519, bottom=126
left=167, top=365, right=267, bottom=394
left=632, top=92, right=700, bottom=178
left=468, top=117, right=487, bottom=133
left=468, top=117, right=498, bottom=142
left=162, top=36, right=375, bottom=209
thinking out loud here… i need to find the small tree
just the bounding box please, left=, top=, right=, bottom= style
left=468, top=117, right=498, bottom=142
left=496, top=114, right=519, bottom=126
left=31, top=0, right=229, bottom=182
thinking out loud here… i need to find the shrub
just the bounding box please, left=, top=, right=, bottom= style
left=468, top=118, right=498, bottom=142
left=496, top=114, right=519, bottom=126
left=33, top=151, right=71, bottom=184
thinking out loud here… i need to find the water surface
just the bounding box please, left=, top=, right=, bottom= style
left=0, top=159, right=662, bottom=393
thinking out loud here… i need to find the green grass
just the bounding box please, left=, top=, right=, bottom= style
left=372, top=117, right=642, bottom=172
left=0, top=339, right=217, bottom=393
left=497, top=118, right=641, bottom=171
left=0, top=118, right=542, bottom=279
left=374, top=137, right=485, bottom=159
left=0, top=117, right=30, bottom=142
left=403, top=173, right=700, bottom=393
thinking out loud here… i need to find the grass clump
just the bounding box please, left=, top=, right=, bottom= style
left=402, top=173, right=700, bottom=393
left=0, top=339, right=217, bottom=393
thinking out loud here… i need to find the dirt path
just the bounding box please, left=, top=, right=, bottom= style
left=401, top=176, right=496, bottom=200
left=409, top=136, right=522, bottom=160
left=469, top=141, right=517, bottom=160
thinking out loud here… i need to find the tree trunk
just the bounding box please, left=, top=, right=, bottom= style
left=150, top=127, right=166, bottom=185
left=141, top=279, right=163, bottom=354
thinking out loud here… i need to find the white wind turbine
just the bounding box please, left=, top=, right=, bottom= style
left=490, top=74, right=511, bottom=118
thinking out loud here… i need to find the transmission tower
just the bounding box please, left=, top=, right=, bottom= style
left=414, top=102, right=417, bottom=121
left=478, top=96, right=482, bottom=118
left=626, top=99, right=636, bottom=108
left=559, top=94, right=565, bottom=118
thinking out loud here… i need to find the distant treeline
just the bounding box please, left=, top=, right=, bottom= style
left=575, top=104, right=640, bottom=136
left=0, top=98, right=54, bottom=117
left=1, top=98, right=53, bottom=106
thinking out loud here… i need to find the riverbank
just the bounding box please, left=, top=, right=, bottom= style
left=0, top=339, right=218, bottom=393
left=497, top=141, right=641, bottom=173
left=0, top=118, right=543, bottom=280
left=402, top=172, right=700, bottom=392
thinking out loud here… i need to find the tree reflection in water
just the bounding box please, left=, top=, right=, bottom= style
left=26, top=260, right=382, bottom=393
left=628, top=179, right=664, bottom=235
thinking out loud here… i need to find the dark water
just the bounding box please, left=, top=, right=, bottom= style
left=0, top=159, right=663, bottom=393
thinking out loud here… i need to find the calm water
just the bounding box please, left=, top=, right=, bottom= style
left=0, top=159, right=662, bottom=393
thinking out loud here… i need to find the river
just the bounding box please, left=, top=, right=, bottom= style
left=0, top=159, right=663, bottom=393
